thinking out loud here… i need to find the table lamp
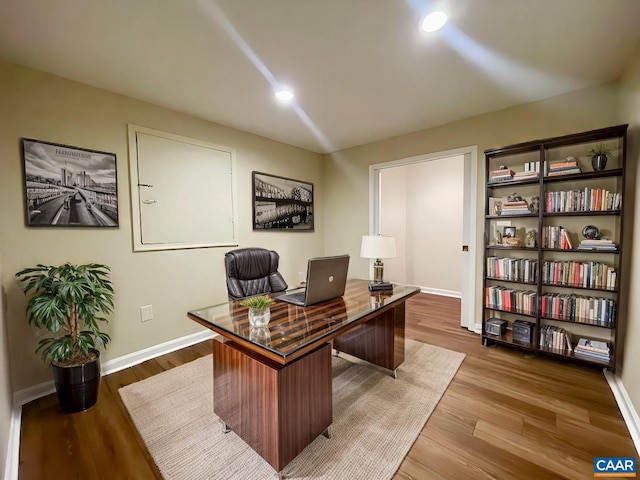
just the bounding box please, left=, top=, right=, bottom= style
left=360, top=235, right=396, bottom=284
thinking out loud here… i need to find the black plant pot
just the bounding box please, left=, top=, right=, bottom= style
left=591, top=154, right=608, bottom=171
left=51, top=350, right=101, bottom=413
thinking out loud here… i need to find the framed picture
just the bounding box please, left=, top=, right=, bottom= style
left=252, top=171, right=314, bottom=231
left=503, top=226, right=517, bottom=238
left=21, top=138, right=118, bottom=227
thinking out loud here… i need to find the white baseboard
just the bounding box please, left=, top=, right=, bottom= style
left=101, top=330, right=215, bottom=376
left=604, top=370, right=640, bottom=456
left=419, top=287, right=461, bottom=298
left=13, top=329, right=215, bottom=408
left=8, top=329, right=216, bottom=480
left=4, top=406, right=21, bottom=480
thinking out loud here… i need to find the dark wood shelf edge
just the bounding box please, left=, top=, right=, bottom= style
left=543, top=210, right=621, bottom=217
left=540, top=282, right=618, bottom=293
left=482, top=336, right=613, bottom=369
left=484, top=306, right=537, bottom=318
left=486, top=277, right=537, bottom=286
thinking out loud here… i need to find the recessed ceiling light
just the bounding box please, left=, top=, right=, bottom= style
left=421, top=11, right=448, bottom=32
left=275, top=89, right=294, bottom=102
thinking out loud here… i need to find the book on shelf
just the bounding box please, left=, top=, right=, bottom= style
left=546, top=158, right=581, bottom=176
left=541, top=260, right=616, bottom=289
left=489, top=168, right=515, bottom=183
left=539, top=325, right=572, bottom=351
left=491, top=168, right=515, bottom=177
left=548, top=168, right=582, bottom=176
left=540, top=294, right=616, bottom=327
left=573, top=349, right=610, bottom=361
left=513, top=171, right=539, bottom=180
left=501, top=199, right=531, bottom=215
left=549, top=159, right=578, bottom=170
left=577, top=239, right=618, bottom=251
left=544, top=189, right=622, bottom=213
left=573, top=340, right=611, bottom=361
left=488, top=175, right=514, bottom=184
left=575, top=338, right=609, bottom=355
left=542, top=226, right=573, bottom=249
left=523, top=161, right=540, bottom=172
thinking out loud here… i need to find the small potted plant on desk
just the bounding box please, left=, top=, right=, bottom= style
left=15, top=263, right=114, bottom=412
left=240, top=294, right=273, bottom=328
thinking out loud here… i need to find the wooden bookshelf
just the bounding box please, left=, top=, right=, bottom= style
left=482, top=124, right=627, bottom=372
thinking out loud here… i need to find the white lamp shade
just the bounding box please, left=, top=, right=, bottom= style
left=360, top=235, right=396, bottom=259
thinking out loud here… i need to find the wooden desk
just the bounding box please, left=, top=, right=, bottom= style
left=187, top=279, right=419, bottom=472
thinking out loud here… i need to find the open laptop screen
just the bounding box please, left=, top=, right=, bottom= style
left=277, top=254, right=350, bottom=306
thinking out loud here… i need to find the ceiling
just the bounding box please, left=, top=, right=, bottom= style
left=1, top=0, right=640, bottom=154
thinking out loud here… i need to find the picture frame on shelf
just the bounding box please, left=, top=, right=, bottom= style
left=252, top=171, right=314, bottom=231
left=21, top=138, right=118, bottom=227
left=489, top=197, right=503, bottom=216
left=503, top=226, right=516, bottom=239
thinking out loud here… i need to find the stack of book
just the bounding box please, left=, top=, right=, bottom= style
left=574, top=338, right=610, bottom=362
left=513, top=170, right=539, bottom=181
left=501, top=198, right=531, bottom=215
left=547, top=158, right=581, bottom=176
left=489, top=167, right=514, bottom=183
left=577, top=238, right=618, bottom=251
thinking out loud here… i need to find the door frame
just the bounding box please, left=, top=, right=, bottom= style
left=368, top=145, right=480, bottom=332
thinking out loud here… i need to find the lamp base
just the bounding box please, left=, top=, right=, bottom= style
left=373, top=259, right=384, bottom=283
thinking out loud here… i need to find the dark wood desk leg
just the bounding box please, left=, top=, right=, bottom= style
left=213, top=338, right=332, bottom=472
left=333, top=303, right=406, bottom=372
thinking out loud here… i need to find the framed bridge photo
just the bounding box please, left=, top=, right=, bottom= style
left=252, top=171, right=314, bottom=231
left=21, top=138, right=118, bottom=227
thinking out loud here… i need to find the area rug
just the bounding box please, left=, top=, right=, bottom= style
left=119, top=340, right=465, bottom=480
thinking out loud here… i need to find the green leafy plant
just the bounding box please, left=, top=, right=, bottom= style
left=240, top=294, right=273, bottom=311
left=587, top=143, right=611, bottom=157
left=15, top=263, right=114, bottom=366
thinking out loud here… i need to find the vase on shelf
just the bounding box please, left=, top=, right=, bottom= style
left=591, top=154, right=608, bottom=171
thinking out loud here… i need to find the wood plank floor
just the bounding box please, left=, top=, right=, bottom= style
left=18, top=293, right=637, bottom=479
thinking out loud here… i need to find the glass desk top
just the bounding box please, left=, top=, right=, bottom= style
left=187, top=279, right=420, bottom=362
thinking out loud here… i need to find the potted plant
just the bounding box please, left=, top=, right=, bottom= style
left=587, top=143, right=611, bottom=171
left=15, top=263, right=114, bottom=412
left=240, top=294, right=273, bottom=328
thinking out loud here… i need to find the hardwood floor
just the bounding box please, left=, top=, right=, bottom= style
left=18, top=293, right=636, bottom=479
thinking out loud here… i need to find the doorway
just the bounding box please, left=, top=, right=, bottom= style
left=368, top=146, right=479, bottom=332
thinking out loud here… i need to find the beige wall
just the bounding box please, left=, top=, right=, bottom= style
left=380, top=157, right=464, bottom=293
left=0, top=259, right=12, bottom=477
left=0, top=61, right=324, bottom=391
left=618, top=51, right=640, bottom=414
left=325, top=82, right=621, bottom=332
left=325, top=83, right=621, bottom=276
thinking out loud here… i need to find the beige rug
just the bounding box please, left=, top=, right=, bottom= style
left=119, top=340, right=465, bottom=480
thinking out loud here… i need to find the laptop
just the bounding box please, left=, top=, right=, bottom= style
left=276, top=254, right=350, bottom=306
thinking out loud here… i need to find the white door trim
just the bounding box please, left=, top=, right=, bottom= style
left=368, top=145, right=479, bottom=331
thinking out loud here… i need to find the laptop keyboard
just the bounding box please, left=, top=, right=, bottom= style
left=276, top=291, right=306, bottom=306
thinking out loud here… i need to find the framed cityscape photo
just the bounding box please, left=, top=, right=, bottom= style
left=252, top=171, right=314, bottom=231
left=21, top=138, right=118, bottom=227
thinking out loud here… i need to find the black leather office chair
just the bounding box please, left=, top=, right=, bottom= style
left=224, top=248, right=288, bottom=301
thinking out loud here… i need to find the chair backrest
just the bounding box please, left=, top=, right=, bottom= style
left=224, top=248, right=288, bottom=301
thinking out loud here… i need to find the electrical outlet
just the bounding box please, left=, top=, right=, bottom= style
left=140, top=304, right=153, bottom=322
